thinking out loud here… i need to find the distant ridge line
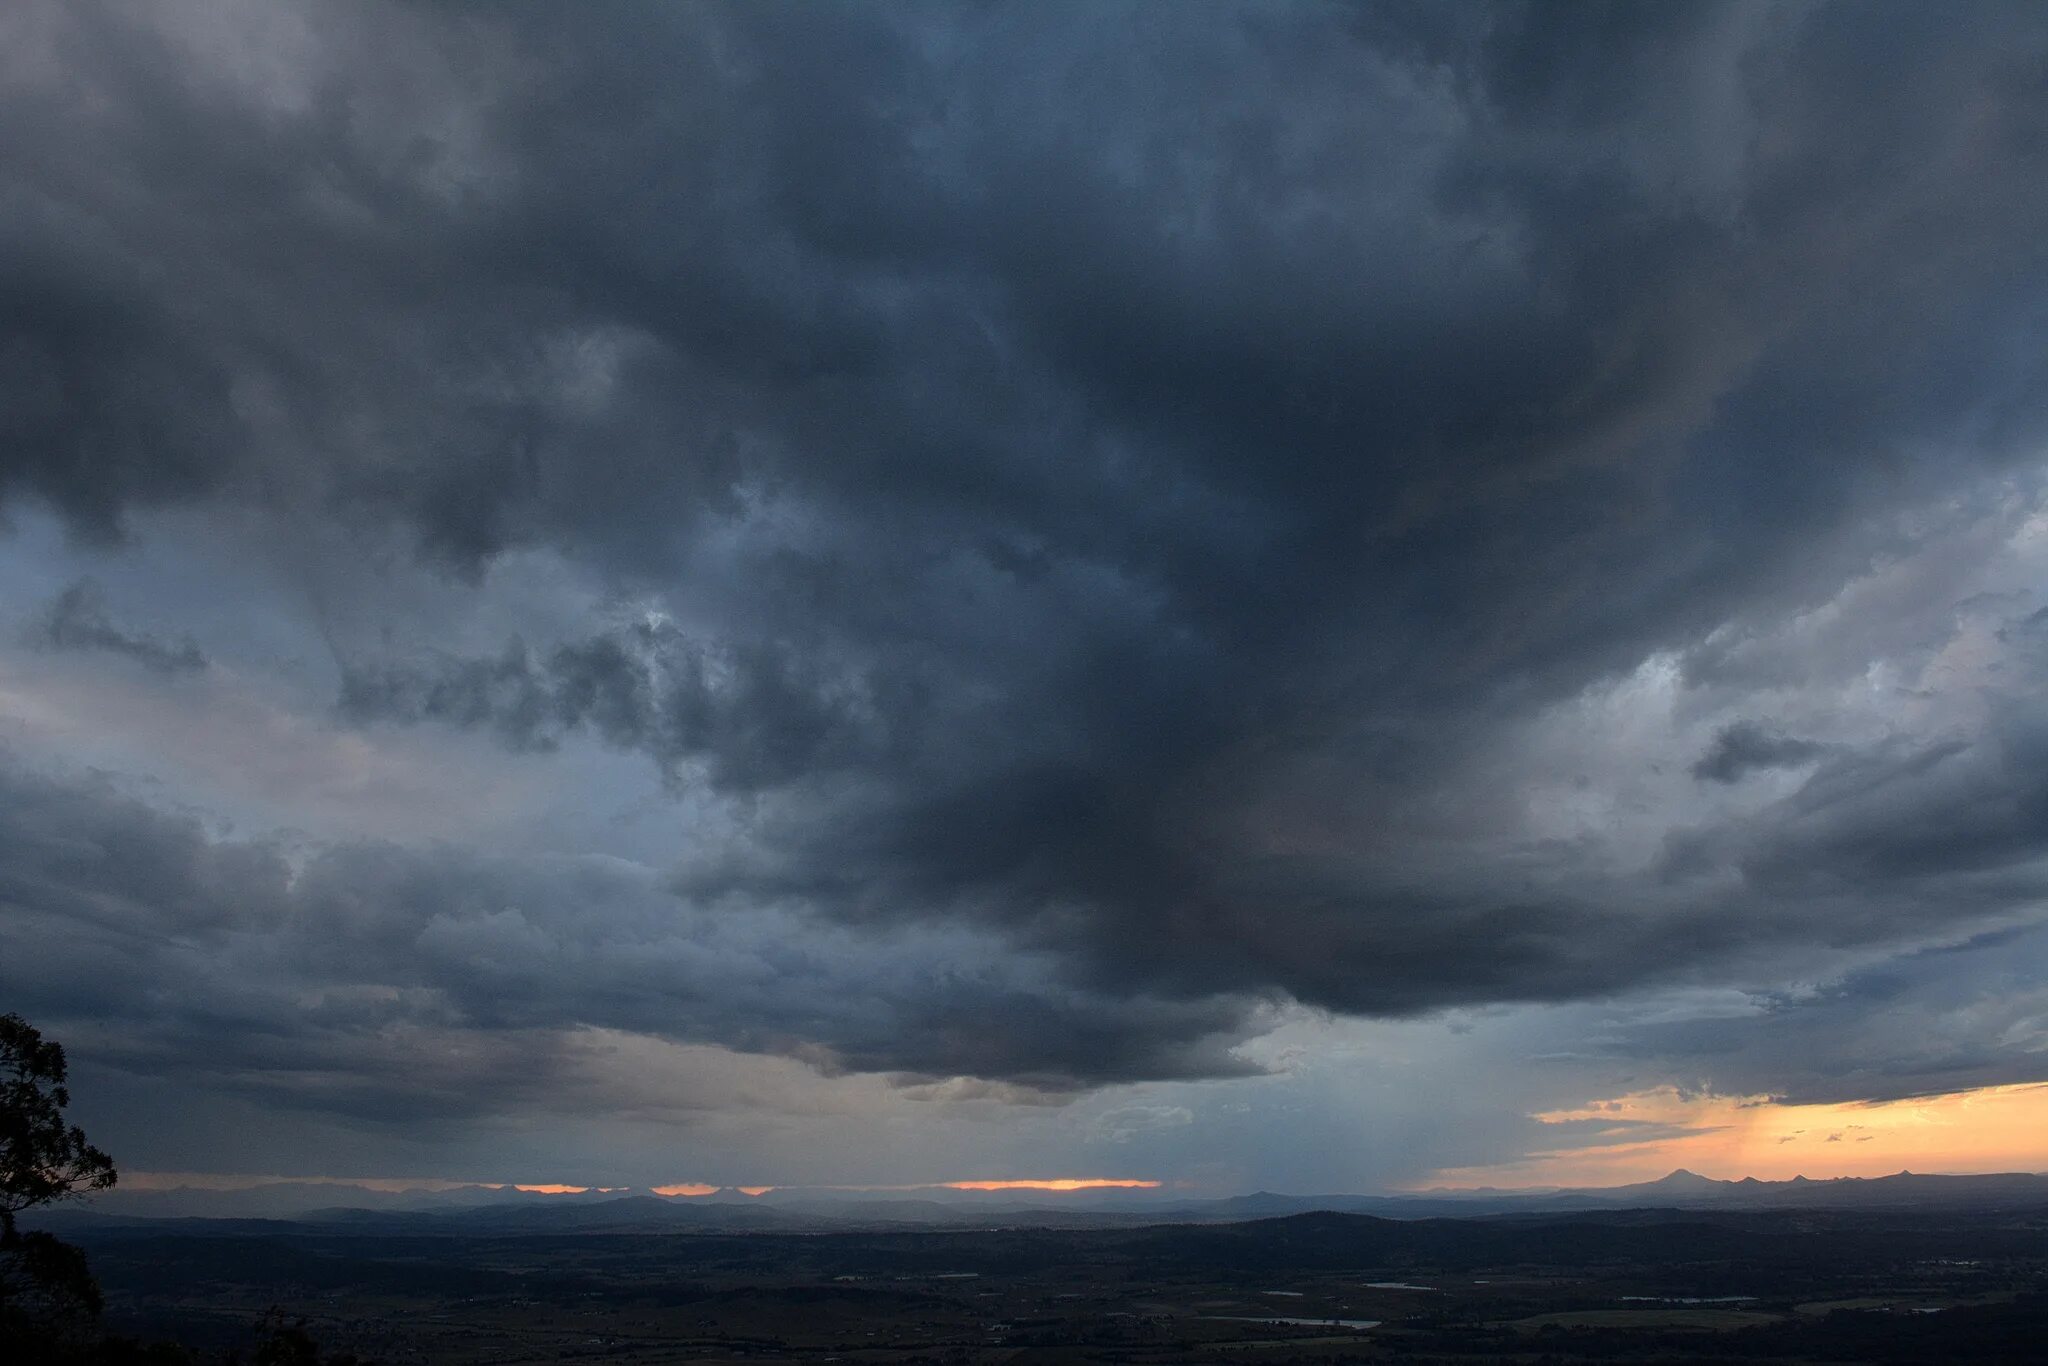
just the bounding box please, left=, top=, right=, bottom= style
left=45, top=1167, right=2048, bottom=1229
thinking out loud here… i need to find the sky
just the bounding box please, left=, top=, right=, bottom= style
left=5, top=0, right=2048, bottom=1199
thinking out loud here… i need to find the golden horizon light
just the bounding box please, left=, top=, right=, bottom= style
left=1418, top=1081, right=2048, bottom=1189
left=939, top=1178, right=1161, bottom=1191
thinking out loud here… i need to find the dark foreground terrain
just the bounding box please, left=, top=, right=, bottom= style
left=58, top=1204, right=2048, bottom=1364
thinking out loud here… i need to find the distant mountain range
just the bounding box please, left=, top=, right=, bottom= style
left=41, top=1166, right=2048, bottom=1234
left=1211, top=1168, right=2048, bottom=1218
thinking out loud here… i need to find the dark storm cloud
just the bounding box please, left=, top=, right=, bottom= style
left=28, top=578, right=208, bottom=674
left=7, top=1, right=2048, bottom=1099
left=0, top=759, right=1257, bottom=1110
left=0, top=250, right=243, bottom=539
left=1690, top=721, right=1827, bottom=784
left=336, top=617, right=895, bottom=791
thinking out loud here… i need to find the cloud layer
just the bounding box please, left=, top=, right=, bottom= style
left=4, top=0, right=2048, bottom=1182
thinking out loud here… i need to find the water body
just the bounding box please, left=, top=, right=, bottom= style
left=1366, top=1281, right=1435, bottom=1290
left=1620, top=1295, right=1757, bottom=1304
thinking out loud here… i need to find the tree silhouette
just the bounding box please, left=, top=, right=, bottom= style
left=2, top=1012, right=119, bottom=1352
left=3, top=1014, right=118, bottom=1234
left=1, top=1028, right=356, bottom=1363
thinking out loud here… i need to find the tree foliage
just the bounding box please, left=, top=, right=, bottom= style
left=3, top=1012, right=120, bottom=1354
left=2, top=1013, right=118, bottom=1238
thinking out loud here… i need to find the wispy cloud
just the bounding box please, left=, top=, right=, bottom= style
left=29, top=579, right=207, bottom=674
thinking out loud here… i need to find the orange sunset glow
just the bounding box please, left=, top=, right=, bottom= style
left=651, top=1178, right=1161, bottom=1196
left=1421, top=1082, right=2048, bottom=1189
left=940, top=1179, right=1161, bottom=1192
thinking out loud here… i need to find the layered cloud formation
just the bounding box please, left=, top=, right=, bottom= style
left=4, top=1, right=2048, bottom=1187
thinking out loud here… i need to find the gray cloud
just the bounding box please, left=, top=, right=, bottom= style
left=3, top=0, right=2048, bottom=1134
left=1602, top=923, right=2048, bottom=1107
left=28, top=578, right=208, bottom=674
left=336, top=617, right=895, bottom=792
left=0, top=759, right=1261, bottom=1109
left=1691, top=721, right=1828, bottom=783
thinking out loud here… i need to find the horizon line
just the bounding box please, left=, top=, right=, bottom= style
left=104, top=1166, right=2048, bottom=1200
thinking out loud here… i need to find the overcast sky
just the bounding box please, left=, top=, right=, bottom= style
left=6, top=0, right=2048, bottom=1195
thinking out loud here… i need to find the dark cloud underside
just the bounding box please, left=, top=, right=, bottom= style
left=4, top=1, right=2048, bottom=1108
